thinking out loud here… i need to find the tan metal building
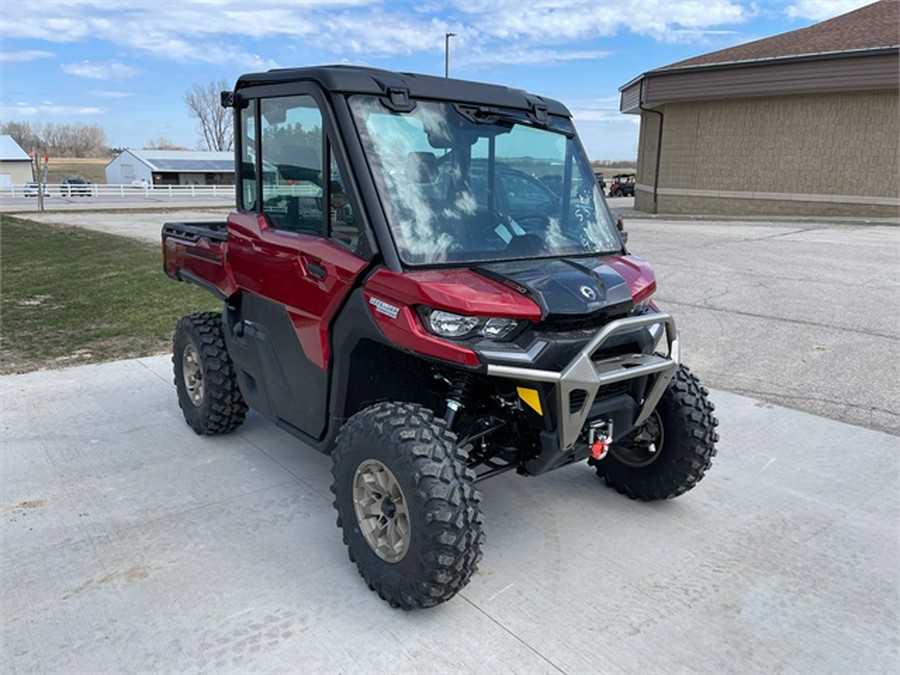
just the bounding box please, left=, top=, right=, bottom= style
left=619, top=0, right=899, bottom=218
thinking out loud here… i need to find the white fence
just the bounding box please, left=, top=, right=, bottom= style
left=3, top=183, right=236, bottom=199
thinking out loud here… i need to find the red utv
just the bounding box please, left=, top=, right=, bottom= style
left=162, top=66, right=718, bottom=610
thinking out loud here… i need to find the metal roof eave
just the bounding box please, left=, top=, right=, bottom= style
left=648, top=44, right=899, bottom=76
left=618, top=45, right=899, bottom=114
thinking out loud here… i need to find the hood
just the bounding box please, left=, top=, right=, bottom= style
left=474, top=257, right=641, bottom=320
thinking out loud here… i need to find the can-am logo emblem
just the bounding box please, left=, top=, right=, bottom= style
left=579, top=285, right=597, bottom=300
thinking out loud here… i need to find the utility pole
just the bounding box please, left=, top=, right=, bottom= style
left=29, top=150, right=48, bottom=212
left=444, top=32, right=457, bottom=78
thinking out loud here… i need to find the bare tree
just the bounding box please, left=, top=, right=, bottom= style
left=145, top=137, right=190, bottom=150
left=184, top=80, right=233, bottom=151
left=1, top=121, right=44, bottom=153
left=0, top=121, right=109, bottom=157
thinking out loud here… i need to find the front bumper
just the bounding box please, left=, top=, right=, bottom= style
left=486, top=313, right=679, bottom=452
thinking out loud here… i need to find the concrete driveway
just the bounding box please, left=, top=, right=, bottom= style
left=2, top=356, right=897, bottom=673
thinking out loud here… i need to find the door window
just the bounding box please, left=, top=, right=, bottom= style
left=258, top=96, right=325, bottom=234
left=239, top=104, right=257, bottom=210
left=239, top=93, right=363, bottom=255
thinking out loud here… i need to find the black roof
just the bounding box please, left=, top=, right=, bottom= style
left=233, top=65, right=571, bottom=117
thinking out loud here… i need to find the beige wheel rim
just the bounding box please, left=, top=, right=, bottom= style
left=352, top=459, right=411, bottom=563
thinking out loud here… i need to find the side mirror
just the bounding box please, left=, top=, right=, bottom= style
left=617, top=216, right=628, bottom=245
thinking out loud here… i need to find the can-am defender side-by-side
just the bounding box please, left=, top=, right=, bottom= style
left=162, top=66, right=718, bottom=609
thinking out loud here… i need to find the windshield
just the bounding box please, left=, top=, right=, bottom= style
left=349, top=96, right=621, bottom=265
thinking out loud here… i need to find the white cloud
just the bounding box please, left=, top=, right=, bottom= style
left=91, top=90, right=137, bottom=99
left=60, top=61, right=139, bottom=80
left=456, top=47, right=611, bottom=69
left=1, top=102, right=107, bottom=116
left=0, top=1, right=755, bottom=69
left=451, top=0, right=747, bottom=42
left=784, top=0, right=873, bottom=21
left=0, top=50, right=55, bottom=64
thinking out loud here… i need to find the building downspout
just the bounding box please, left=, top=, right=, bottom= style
left=638, top=77, right=664, bottom=212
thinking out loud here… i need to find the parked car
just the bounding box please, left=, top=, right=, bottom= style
left=594, top=171, right=606, bottom=192
left=60, top=177, right=92, bottom=197
left=608, top=173, right=635, bottom=197
left=23, top=182, right=49, bottom=197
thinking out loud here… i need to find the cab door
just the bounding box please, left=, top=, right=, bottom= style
left=226, top=90, right=370, bottom=439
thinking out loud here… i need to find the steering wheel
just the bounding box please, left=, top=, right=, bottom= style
left=467, top=209, right=513, bottom=252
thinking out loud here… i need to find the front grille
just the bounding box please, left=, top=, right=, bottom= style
left=569, top=389, right=588, bottom=413
left=536, top=309, right=629, bottom=333
left=595, top=381, right=631, bottom=399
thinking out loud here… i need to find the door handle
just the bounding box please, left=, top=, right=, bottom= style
left=306, top=261, right=327, bottom=279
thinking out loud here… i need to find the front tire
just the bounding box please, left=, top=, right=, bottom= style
left=591, top=364, right=718, bottom=500
left=173, top=311, right=247, bottom=435
left=331, top=402, right=484, bottom=609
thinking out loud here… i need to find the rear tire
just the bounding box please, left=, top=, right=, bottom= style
left=173, top=311, right=247, bottom=435
left=591, top=364, right=718, bottom=500
left=331, top=402, right=484, bottom=609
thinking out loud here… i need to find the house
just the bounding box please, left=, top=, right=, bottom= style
left=104, top=149, right=235, bottom=186
left=619, top=0, right=899, bottom=218
left=0, top=135, right=35, bottom=188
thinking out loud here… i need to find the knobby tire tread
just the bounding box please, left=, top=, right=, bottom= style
left=596, top=364, right=719, bottom=501
left=331, top=401, right=485, bottom=610
left=173, top=311, right=247, bottom=435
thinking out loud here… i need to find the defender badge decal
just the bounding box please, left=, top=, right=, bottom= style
left=369, top=296, right=401, bottom=319
left=579, top=285, right=597, bottom=300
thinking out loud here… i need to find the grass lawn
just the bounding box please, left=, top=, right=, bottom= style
left=0, top=215, right=220, bottom=374
left=46, top=158, right=111, bottom=185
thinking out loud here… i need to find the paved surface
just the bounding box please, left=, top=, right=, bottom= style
left=621, top=218, right=900, bottom=436
left=2, top=204, right=898, bottom=672
left=9, top=208, right=231, bottom=243
left=2, top=355, right=898, bottom=673
left=1, top=193, right=232, bottom=213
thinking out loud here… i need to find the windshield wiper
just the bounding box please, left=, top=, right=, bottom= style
left=454, top=105, right=572, bottom=136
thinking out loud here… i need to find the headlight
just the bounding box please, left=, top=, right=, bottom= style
left=427, top=310, right=479, bottom=338
left=632, top=298, right=652, bottom=315
left=482, top=317, right=518, bottom=338
left=420, top=309, right=519, bottom=340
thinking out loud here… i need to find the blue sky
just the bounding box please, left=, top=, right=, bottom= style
left=0, top=0, right=874, bottom=159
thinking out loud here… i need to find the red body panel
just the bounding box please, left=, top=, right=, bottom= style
left=606, top=256, right=657, bottom=305
left=364, top=268, right=543, bottom=367
left=366, top=268, right=544, bottom=319
left=163, top=234, right=237, bottom=299
left=363, top=298, right=482, bottom=368
left=362, top=257, right=656, bottom=366
left=226, top=213, right=369, bottom=370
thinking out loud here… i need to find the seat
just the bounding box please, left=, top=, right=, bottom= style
left=278, top=144, right=321, bottom=184
left=406, top=151, right=438, bottom=184
left=269, top=144, right=324, bottom=233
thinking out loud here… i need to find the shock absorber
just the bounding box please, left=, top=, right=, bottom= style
left=443, top=372, right=471, bottom=428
